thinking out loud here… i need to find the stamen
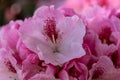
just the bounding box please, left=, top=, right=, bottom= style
left=52, top=34, right=56, bottom=44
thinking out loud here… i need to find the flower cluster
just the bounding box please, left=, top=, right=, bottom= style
left=1, top=2, right=120, bottom=80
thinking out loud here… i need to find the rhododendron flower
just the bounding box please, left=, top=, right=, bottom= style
left=82, top=6, right=118, bottom=58
left=21, top=54, right=42, bottom=80
left=81, top=5, right=112, bottom=22
left=0, top=20, right=22, bottom=51
left=20, top=6, right=86, bottom=65
left=84, top=30, right=117, bottom=57
left=89, top=56, right=120, bottom=80
left=59, top=60, right=88, bottom=80
left=0, top=48, right=19, bottom=80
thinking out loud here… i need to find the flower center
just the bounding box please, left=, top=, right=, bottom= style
left=44, top=17, right=59, bottom=53
left=44, top=17, right=58, bottom=44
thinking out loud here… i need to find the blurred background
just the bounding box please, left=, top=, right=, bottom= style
left=0, top=0, right=120, bottom=26
left=0, top=0, right=64, bottom=26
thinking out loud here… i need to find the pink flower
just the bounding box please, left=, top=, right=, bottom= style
left=82, top=6, right=117, bottom=57
left=0, top=48, right=19, bottom=80
left=78, top=44, right=98, bottom=69
left=16, top=39, right=34, bottom=60
left=81, top=5, right=112, bottom=23
left=89, top=56, right=120, bottom=80
left=22, top=54, right=59, bottom=80
left=20, top=6, right=86, bottom=65
left=84, top=30, right=117, bottom=57
left=59, top=60, right=88, bottom=80
left=21, top=54, right=42, bottom=80
left=0, top=20, right=22, bottom=51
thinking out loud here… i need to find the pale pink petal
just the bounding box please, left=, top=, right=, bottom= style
left=33, top=5, right=64, bottom=20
